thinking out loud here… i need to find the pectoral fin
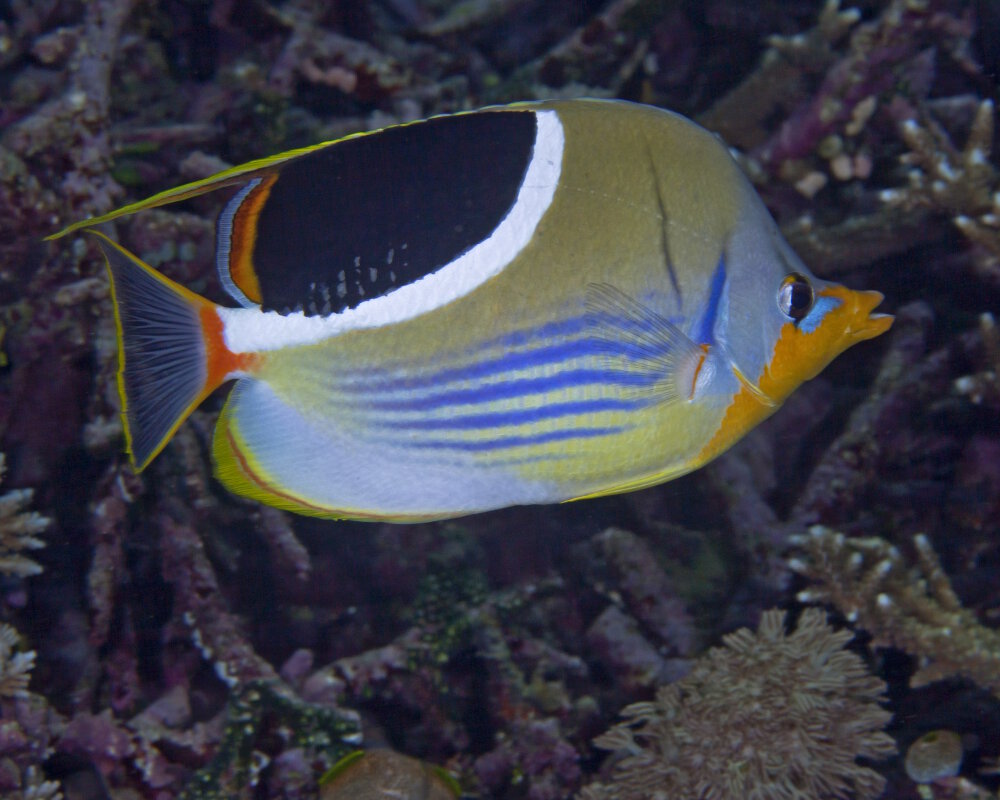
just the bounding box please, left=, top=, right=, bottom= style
left=585, top=283, right=707, bottom=405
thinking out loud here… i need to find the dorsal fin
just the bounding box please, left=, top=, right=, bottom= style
left=44, top=139, right=355, bottom=240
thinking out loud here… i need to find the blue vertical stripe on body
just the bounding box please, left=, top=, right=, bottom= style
left=692, top=255, right=726, bottom=346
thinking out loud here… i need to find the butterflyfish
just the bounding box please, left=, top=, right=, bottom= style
left=50, top=99, right=893, bottom=522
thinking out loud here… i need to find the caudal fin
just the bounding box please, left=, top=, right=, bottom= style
left=93, top=232, right=233, bottom=470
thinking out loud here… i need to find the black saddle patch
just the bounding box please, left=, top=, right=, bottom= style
left=232, top=109, right=539, bottom=315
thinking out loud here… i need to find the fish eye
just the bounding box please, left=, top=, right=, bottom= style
left=777, top=273, right=814, bottom=321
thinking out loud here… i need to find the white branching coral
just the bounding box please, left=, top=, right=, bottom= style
left=0, top=622, right=35, bottom=699
left=579, top=608, right=895, bottom=800
left=791, top=527, right=1000, bottom=696
left=0, top=453, right=50, bottom=578
left=6, top=765, right=63, bottom=800
left=882, top=99, right=1000, bottom=276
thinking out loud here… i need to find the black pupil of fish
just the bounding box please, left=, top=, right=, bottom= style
left=779, top=275, right=813, bottom=320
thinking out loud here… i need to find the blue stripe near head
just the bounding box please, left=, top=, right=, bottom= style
left=693, top=255, right=726, bottom=346
left=798, top=294, right=842, bottom=334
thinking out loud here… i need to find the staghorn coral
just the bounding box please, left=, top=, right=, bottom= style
left=752, top=0, right=949, bottom=172
left=698, top=0, right=862, bottom=151
left=0, top=452, right=56, bottom=796
left=696, top=0, right=997, bottom=278
left=263, top=2, right=410, bottom=102
left=785, top=301, right=940, bottom=532
left=0, top=454, right=49, bottom=579
left=179, top=680, right=361, bottom=800
left=881, top=99, right=1000, bottom=282
left=0, top=623, right=35, bottom=700
left=953, top=312, right=1000, bottom=410
left=486, top=0, right=657, bottom=103
left=0, top=764, right=63, bottom=800
left=791, top=527, right=1000, bottom=695
left=583, top=528, right=695, bottom=657
left=579, top=608, right=894, bottom=800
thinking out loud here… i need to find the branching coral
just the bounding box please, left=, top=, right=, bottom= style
left=786, top=302, right=941, bottom=532
left=754, top=0, right=953, bottom=171
left=698, top=0, right=861, bottom=150
left=2, top=0, right=137, bottom=221
left=2, top=764, right=63, bottom=800
left=791, top=526, right=1000, bottom=696
left=0, top=623, right=35, bottom=700
left=953, top=312, right=1000, bottom=410
left=262, top=2, right=410, bottom=102
left=0, top=454, right=55, bottom=793
left=696, top=0, right=996, bottom=278
left=881, top=99, right=1000, bottom=281
left=579, top=608, right=894, bottom=800
left=490, top=0, right=657, bottom=102
left=0, top=454, right=49, bottom=579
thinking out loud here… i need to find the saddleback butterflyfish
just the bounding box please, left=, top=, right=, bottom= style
left=50, top=99, right=893, bottom=522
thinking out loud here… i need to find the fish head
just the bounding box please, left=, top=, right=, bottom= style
left=718, top=198, right=893, bottom=407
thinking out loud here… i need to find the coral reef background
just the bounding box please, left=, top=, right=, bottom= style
left=0, top=0, right=998, bottom=798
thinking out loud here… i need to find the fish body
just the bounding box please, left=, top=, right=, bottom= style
left=52, top=99, right=892, bottom=521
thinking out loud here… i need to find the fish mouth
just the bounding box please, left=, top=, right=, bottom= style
left=824, top=287, right=894, bottom=343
